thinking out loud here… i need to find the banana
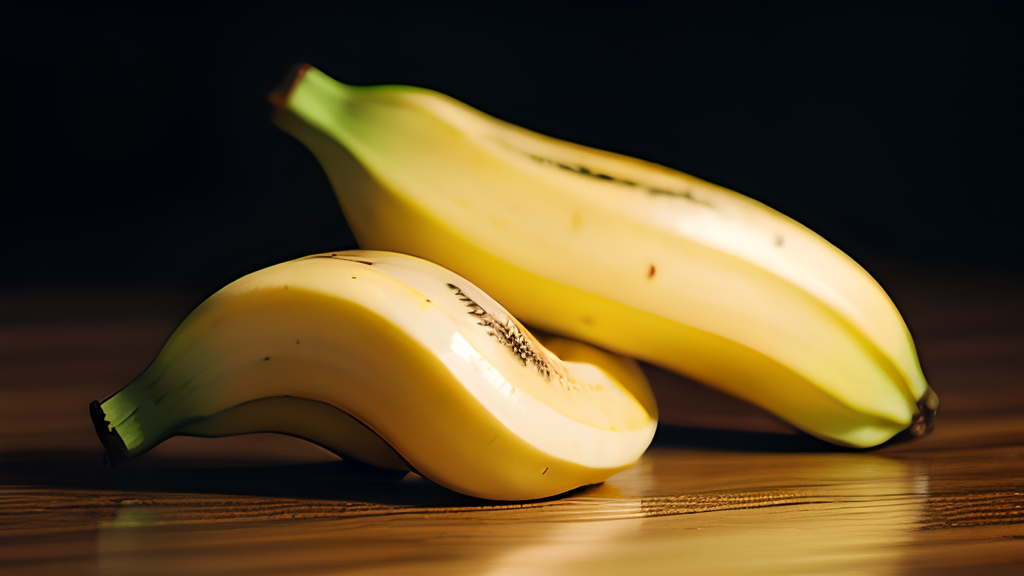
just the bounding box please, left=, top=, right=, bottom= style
left=270, top=64, right=937, bottom=448
left=91, top=250, right=657, bottom=501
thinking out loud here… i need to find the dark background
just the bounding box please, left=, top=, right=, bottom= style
left=5, top=2, right=1022, bottom=298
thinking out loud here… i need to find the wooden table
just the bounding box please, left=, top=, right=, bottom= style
left=3, top=263, right=1022, bottom=575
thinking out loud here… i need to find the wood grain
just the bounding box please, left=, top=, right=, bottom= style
left=2, top=264, right=1023, bottom=575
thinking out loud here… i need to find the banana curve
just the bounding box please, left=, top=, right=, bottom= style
left=92, top=252, right=657, bottom=500
left=272, top=107, right=921, bottom=447
left=271, top=67, right=935, bottom=447
left=176, top=396, right=409, bottom=471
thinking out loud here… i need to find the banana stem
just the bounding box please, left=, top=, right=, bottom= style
left=908, top=387, right=939, bottom=438
left=267, top=63, right=311, bottom=109
left=90, top=400, right=131, bottom=466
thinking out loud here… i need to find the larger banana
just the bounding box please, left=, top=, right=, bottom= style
left=91, top=251, right=657, bottom=501
left=271, top=65, right=936, bottom=448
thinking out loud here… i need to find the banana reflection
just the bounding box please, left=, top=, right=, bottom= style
left=485, top=454, right=927, bottom=575
left=480, top=455, right=928, bottom=575
left=478, top=462, right=654, bottom=576
left=97, top=455, right=928, bottom=576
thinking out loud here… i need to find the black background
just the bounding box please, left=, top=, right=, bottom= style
left=5, top=2, right=1022, bottom=296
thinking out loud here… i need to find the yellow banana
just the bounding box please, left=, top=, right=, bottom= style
left=91, top=251, right=657, bottom=501
left=271, top=64, right=937, bottom=448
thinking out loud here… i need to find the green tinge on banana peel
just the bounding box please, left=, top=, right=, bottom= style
left=92, top=251, right=657, bottom=501
left=271, top=64, right=937, bottom=448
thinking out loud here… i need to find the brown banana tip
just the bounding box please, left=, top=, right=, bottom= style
left=89, top=400, right=129, bottom=467
left=268, top=63, right=312, bottom=108
left=908, top=389, right=939, bottom=439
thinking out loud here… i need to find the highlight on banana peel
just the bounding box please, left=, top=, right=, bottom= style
left=91, top=251, right=658, bottom=501
left=268, top=64, right=937, bottom=449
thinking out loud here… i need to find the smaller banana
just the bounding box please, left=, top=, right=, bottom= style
left=91, top=251, right=657, bottom=501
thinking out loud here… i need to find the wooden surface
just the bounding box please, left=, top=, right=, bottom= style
left=2, top=264, right=1023, bottom=575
